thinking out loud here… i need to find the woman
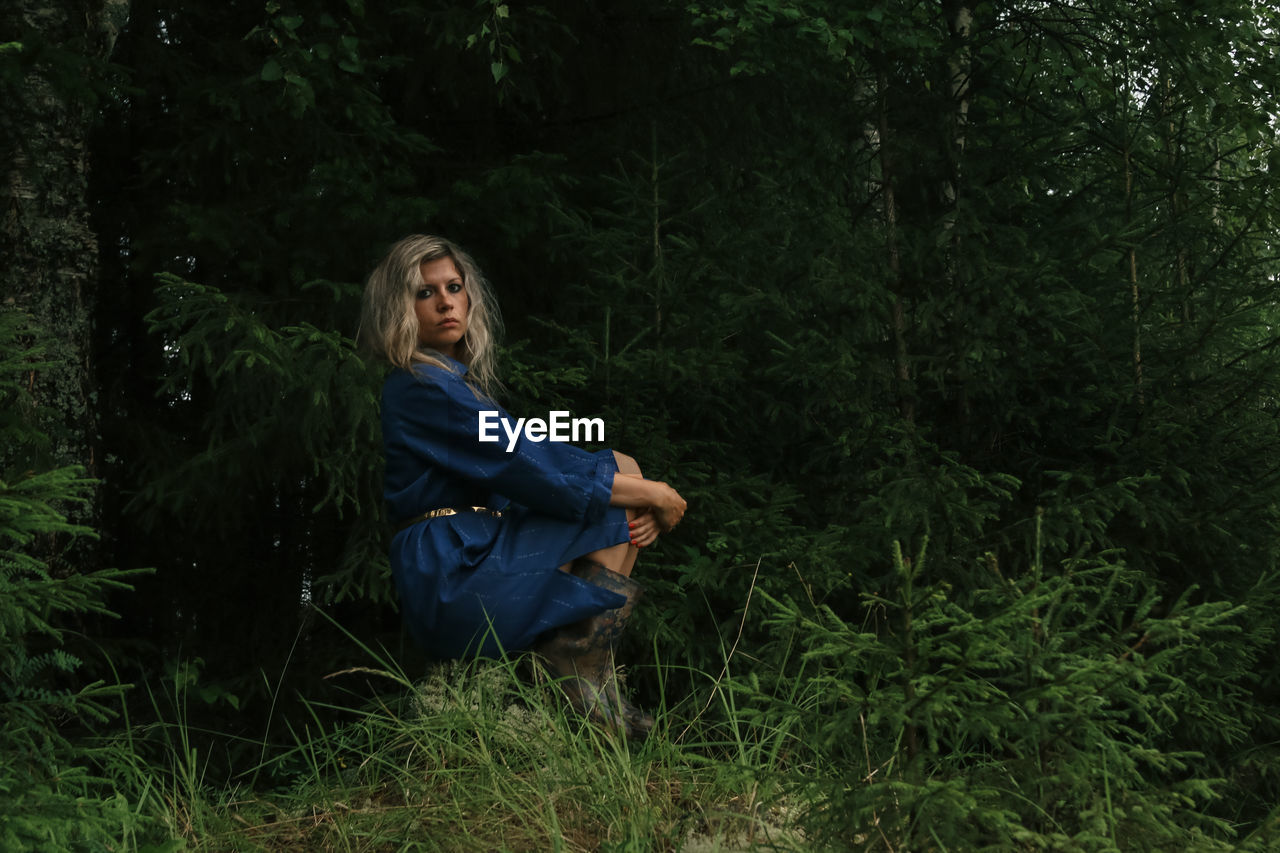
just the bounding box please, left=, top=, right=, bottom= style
left=359, top=234, right=686, bottom=738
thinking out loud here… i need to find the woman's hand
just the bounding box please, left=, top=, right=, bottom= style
left=651, top=482, right=687, bottom=532
left=629, top=508, right=660, bottom=547
left=615, top=476, right=687, bottom=547
left=612, top=474, right=687, bottom=546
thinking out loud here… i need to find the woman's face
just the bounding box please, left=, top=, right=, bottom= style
left=415, top=256, right=470, bottom=358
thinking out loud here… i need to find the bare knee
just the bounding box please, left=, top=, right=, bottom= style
left=613, top=450, right=642, bottom=478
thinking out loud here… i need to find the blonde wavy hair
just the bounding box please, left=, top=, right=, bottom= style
left=359, top=234, right=502, bottom=396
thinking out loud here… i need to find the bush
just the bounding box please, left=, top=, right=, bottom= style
left=744, top=529, right=1279, bottom=851
left=0, top=310, right=146, bottom=850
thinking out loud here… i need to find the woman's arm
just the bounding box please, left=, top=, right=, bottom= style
left=611, top=472, right=686, bottom=547
left=386, top=366, right=616, bottom=524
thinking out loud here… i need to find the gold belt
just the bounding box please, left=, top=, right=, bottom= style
left=396, top=506, right=502, bottom=532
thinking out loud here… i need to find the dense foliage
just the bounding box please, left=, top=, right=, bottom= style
left=0, top=312, right=143, bottom=850
left=3, top=0, right=1280, bottom=848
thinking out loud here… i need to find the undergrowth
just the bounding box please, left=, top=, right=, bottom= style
left=81, top=528, right=1280, bottom=852
left=104, top=639, right=806, bottom=852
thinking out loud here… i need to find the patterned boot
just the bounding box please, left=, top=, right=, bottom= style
left=533, top=560, right=654, bottom=739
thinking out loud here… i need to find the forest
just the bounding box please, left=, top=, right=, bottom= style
left=4, top=0, right=1280, bottom=850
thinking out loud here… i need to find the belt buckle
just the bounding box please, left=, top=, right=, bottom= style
left=411, top=506, right=502, bottom=527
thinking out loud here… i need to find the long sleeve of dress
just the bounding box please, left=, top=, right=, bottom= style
left=382, top=361, right=615, bottom=524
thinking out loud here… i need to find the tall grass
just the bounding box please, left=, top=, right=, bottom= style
left=101, top=629, right=807, bottom=852
left=94, top=535, right=1280, bottom=851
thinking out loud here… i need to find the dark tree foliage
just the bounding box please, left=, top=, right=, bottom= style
left=37, top=0, right=1280, bottom=843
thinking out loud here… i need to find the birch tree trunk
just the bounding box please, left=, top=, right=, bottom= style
left=0, top=0, right=129, bottom=564
left=1123, top=122, right=1144, bottom=409
left=941, top=0, right=971, bottom=261
left=875, top=69, right=914, bottom=424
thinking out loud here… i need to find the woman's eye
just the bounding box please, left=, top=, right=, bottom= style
left=416, top=288, right=431, bottom=299
left=447, top=282, right=464, bottom=293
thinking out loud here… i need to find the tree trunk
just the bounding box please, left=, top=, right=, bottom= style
left=1124, top=137, right=1144, bottom=409
left=941, top=0, right=972, bottom=256
left=876, top=69, right=914, bottom=424
left=0, top=0, right=129, bottom=567
left=1160, top=74, right=1191, bottom=325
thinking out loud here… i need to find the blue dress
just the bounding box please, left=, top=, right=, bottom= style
left=382, top=357, right=630, bottom=659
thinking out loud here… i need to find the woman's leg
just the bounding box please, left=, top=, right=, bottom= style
left=559, top=451, right=642, bottom=577
left=541, top=453, right=654, bottom=737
